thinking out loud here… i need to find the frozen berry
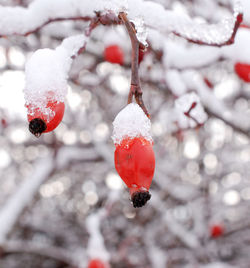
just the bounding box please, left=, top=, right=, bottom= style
left=88, top=258, right=109, bottom=268
left=27, top=100, right=65, bottom=137
left=104, top=45, right=124, bottom=65
left=234, top=62, right=250, bottom=82
left=210, top=224, right=224, bottom=238
left=114, top=137, right=155, bottom=207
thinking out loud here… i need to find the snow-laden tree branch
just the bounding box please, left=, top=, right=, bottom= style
left=0, top=0, right=243, bottom=46
left=0, top=156, right=55, bottom=244
left=2, top=240, right=77, bottom=266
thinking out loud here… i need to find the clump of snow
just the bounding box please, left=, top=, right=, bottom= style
left=24, top=34, right=87, bottom=120
left=101, top=0, right=128, bottom=15
left=112, top=103, right=152, bottom=144
left=102, top=26, right=128, bottom=49
left=163, top=40, right=221, bottom=69
left=131, top=16, right=148, bottom=46
left=175, top=92, right=208, bottom=128
left=86, top=213, right=110, bottom=261
left=241, top=0, right=250, bottom=24
left=165, top=70, right=187, bottom=96
left=223, top=28, right=250, bottom=64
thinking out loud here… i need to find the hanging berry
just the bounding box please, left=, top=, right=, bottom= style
left=24, top=48, right=70, bottom=137
left=88, top=258, right=110, bottom=268
left=27, top=98, right=65, bottom=137
left=112, top=103, right=155, bottom=208
left=104, top=44, right=124, bottom=65
left=234, top=62, right=250, bottom=82
left=210, top=224, right=224, bottom=238
left=138, top=49, right=144, bottom=64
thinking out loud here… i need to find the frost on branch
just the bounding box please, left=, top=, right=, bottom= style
left=24, top=34, right=87, bottom=120
left=175, top=92, right=208, bottom=129
left=112, top=103, right=152, bottom=145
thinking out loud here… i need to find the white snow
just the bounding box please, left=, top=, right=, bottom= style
left=201, top=263, right=234, bottom=268
left=0, top=0, right=242, bottom=46
left=24, top=34, right=87, bottom=120
left=129, top=0, right=242, bottom=45
left=86, top=213, right=110, bottom=261
left=0, top=156, right=54, bottom=244
left=165, top=70, right=187, bottom=96
left=163, top=40, right=221, bottom=69
left=175, top=92, right=208, bottom=128
left=241, top=0, right=250, bottom=24
left=223, top=28, right=250, bottom=64
left=131, top=16, right=148, bottom=46
left=112, top=103, right=152, bottom=144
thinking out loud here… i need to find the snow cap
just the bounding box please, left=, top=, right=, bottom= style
left=112, top=103, right=152, bottom=144
left=24, top=34, right=87, bottom=120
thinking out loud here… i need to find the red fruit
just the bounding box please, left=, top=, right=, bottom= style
left=210, top=224, right=224, bottom=238
left=1, top=118, right=7, bottom=128
left=104, top=45, right=124, bottom=65
left=234, top=62, right=250, bottom=82
left=114, top=137, right=155, bottom=208
left=88, top=259, right=109, bottom=268
left=138, top=49, right=144, bottom=64
left=27, top=100, right=65, bottom=137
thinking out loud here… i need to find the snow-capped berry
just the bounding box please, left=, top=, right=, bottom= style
left=27, top=99, right=65, bottom=137
left=114, top=137, right=155, bottom=207
left=210, top=224, right=224, bottom=238
left=112, top=103, right=155, bottom=207
left=234, top=62, right=250, bottom=82
left=88, top=258, right=109, bottom=268
left=104, top=45, right=124, bottom=65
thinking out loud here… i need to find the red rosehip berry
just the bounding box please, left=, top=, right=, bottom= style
left=1, top=118, right=7, bottom=128
left=114, top=137, right=155, bottom=208
left=27, top=100, right=65, bottom=137
left=138, top=49, right=144, bottom=64
left=234, top=62, right=250, bottom=82
left=210, top=224, right=224, bottom=238
left=104, top=45, right=124, bottom=65
left=88, top=259, right=109, bottom=268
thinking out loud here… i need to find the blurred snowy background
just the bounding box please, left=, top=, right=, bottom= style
left=0, top=0, right=250, bottom=267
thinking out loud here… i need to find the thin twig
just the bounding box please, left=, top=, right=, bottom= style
left=0, top=12, right=121, bottom=38
left=119, top=12, right=149, bottom=117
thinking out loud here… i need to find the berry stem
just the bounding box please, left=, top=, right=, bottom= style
left=119, top=12, right=149, bottom=117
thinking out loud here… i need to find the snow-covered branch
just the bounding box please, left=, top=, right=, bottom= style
left=0, top=156, right=55, bottom=244
left=0, top=0, right=243, bottom=47
left=2, top=240, right=77, bottom=266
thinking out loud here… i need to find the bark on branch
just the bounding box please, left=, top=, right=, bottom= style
left=119, top=12, right=149, bottom=117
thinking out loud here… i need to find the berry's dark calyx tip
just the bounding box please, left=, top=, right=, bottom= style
left=131, top=191, right=151, bottom=208
left=29, top=118, right=47, bottom=137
